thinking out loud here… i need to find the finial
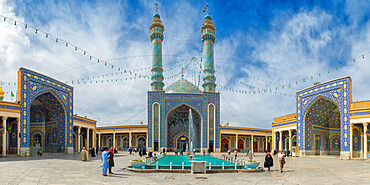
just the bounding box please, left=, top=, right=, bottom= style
left=181, top=68, right=184, bottom=78
left=156, top=3, right=158, bottom=13
left=207, top=4, right=209, bottom=14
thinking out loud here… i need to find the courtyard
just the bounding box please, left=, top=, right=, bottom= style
left=0, top=152, right=369, bottom=185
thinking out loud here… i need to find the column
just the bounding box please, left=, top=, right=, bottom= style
left=289, top=129, right=292, bottom=151
left=364, top=123, right=368, bottom=159
left=98, top=133, right=101, bottom=149
left=2, top=117, right=7, bottom=156
left=251, top=135, right=254, bottom=153
left=265, top=135, right=268, bottom=152
left=350, top=123, right=353, bottom=159
left=279, top=131, right=283, bottom=151
left=129, top=132, right=132, bottom=148
left=113, top=132, right=116, bottom=148
left=93, top=129, right=96, bottom=147
left=235, top=133, right=238, bottom=150
left=87, top=128, right=90, bottom=149
left=272, top=131, right=275, bottom=152
left=77, top=126, right=81, bottom=152
left=17, top=118, right=20, bottom=156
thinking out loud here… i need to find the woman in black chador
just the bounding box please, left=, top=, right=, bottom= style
left=264, top=152, right=274, bottom=171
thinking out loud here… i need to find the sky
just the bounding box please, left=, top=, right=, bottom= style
left=0, top=0, right=369, bottom=129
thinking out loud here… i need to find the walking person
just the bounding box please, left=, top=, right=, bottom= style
left=264, top=152, right=273, bottom=171
left=129, top=147, right=133, bottom=155
left=108, top=147, right=115, bottom=175
left=101, top=147, right=109, bottom=176
left=278, top=150, right=285, bottom=173
left=80, top=147, right=88, bottom=161
left=227, top=149, right=230, bottom=155
left=234, top=149, right=238, bottom=160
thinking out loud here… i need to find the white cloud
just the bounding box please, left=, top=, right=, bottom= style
left=0, top=0, right=369, bottom=129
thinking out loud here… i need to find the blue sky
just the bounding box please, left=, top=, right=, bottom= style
left=0, top=0, right=369, bottom=128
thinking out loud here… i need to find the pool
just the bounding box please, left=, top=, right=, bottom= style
left=145, top=155, right=244, bottom=170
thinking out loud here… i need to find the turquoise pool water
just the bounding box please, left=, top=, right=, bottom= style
left=147, top=155, right=241, bottom=167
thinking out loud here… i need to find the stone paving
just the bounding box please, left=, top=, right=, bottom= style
left=0, top=152, right=369, bottom=185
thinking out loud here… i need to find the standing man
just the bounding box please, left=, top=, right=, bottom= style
left=234, top=149, right=238, bottom=160
left=108, top=147, right=115, bottom=175
left=80, top=147, right=88, bottom=161
left=129, top=147, right=133, bottom=155
left=101, top=147, right=109, bottom=176
left=278, top=150, right=285, bottom=173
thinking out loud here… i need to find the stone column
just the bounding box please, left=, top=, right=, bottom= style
left=2, top=117, right=7, bottom=156
left=289, top=129, right=292, bottom=151
left=17, top=118, right=20, bottom=156
left=279, top=131, right=283, bottom=151
left=251, top=135, right=254, bottom=153
left=272, top=131, right=275, bottom=152
left=350, top=123, right=353, bottom=159
left=113, top=132, right=116, bottom=148
left=364, top=123, right=368, bottom=159
left=235, top=133, right=238, bottom=150
left=77, top=126, right=81, bottom=152
left=98, top=133, right=101, bottom=149
left=87, top=128, right=90, bottom=149
left=265, top=135, right=268, bottom=152
left=129, top=132, right=132, bottom=148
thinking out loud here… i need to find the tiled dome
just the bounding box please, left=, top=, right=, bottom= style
left=166, top=78, right=201, bottom=94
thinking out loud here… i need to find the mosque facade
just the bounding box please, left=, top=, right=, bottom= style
left=272, top=77, right=370, bottom=160
left=146, top=11, right=220, bottom=153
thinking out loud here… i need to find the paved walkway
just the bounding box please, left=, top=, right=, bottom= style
left=0, top=152, right=369, bottom=185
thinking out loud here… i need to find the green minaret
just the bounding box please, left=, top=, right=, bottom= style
left=149, top=4, right=165, bottom=91
left=201, top=5, right=216, bottom=92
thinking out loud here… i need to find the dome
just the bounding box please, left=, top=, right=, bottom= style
left=204, top=14, right=211, bottom=20
left=166, top=78, right=202, bottom=94
left=153, top=13, right=160, bottom=19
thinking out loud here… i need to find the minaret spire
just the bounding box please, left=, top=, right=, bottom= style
left=201, top=6, right=216, bottom=92
left=149, top=4, right=165, bottom=91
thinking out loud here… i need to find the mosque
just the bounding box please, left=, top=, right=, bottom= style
left=1, top=8, right=368, bottom=160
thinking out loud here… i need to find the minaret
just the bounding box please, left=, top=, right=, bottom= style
left=149, top=4, right=165, bottom=91
left=201, top=5, right=216, bottom=92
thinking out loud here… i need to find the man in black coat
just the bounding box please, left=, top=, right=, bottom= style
left=264, top=152, right=274, bottom=171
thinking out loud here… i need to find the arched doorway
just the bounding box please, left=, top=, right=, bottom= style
left=108, top=137, right=113, bottom=148
left=30, top=92, right=66, bottom=154
left=237, top=139, right=244, bottom=150
left=285, top=138, right=290, bottom=150
left=122, top=136, right=129, bottom=150
left=138, top=137, right=146, bottom=149
left=221, top=138, right=229, bottom=152
left=253, top=139, right=258, bottom=153
left=304, top=97, right=340, bottom=155
left=167, top=104, right=201, bottom=152
left=292, top=136, right=297, bottom=147
left=176, top=135, right=189, bottom=152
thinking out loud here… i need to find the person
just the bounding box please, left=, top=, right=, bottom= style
left=234, top=149, right=238, bottom=160
left=148, top=150, right=153, bottom=158
left=264, top=152, right=274, bottom=171
left=278, top=150, right=285, bottom=173
left=143, top=148, right=147, bottom=155
left=203, top=150, right=205, bottom=155
left=91, top=147, right=96, bottom=157
left=287, top=150, right=290, bottom=157
left=193, top=148, right=196, bottom=155
left=80, top=147, right=88, bottom=161
left=139, top=148, right=142, bottom=157
left=228, top=149, right=230, bottom=155
left=108, top=147, right=115, bottom=175
left=101, top=147, right=109, bottom=176
left=37, top=149, right=42, bottom=156
left=129, top=147, right=133, bottom=155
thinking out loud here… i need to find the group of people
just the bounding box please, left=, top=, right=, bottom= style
left=101, top=147, right=115, bottom=176
left=264, top=150, right=287, bottom=173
